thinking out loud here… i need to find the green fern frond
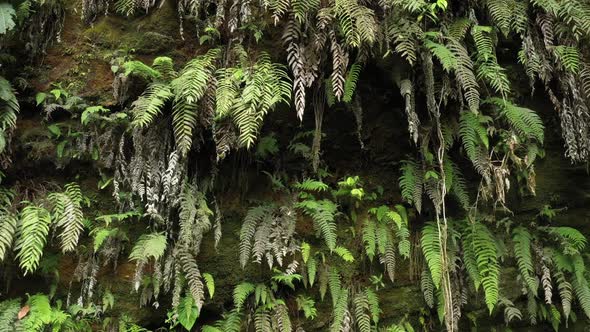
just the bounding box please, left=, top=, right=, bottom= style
left=547, top=226, right=587, bottom=254
left=296, top=199, right=338, bottom=250
left=421, top=223, right=442, bottom=288
left=512, top=227, right=539, bottom=293
left=48, top=183, right=84, bottom=253
left=330, top=287, right=349, bottom=332
left=399, top=159, right=423, bottom=213
left=424, top=40, right=456, bottom=72
left=459, top=111, right=489, bottom=160
left=129, top=232, right=167, bottom=263
left=463, top=221, right=500, bottom=313
left=130, top=83, right=173, bottom=128
left=203, top=273, right=215, bottom=299
left=365, top=288, right=380, bottom=324
left=0, top=211, right=17, bottom=261
left=233, top=282, right=255, bottom=312
left=421, top=268, right=435, bottom=308
left=294, top=179, right=329, bottom=192
left=552, top=45, right=580, bottom=73
left=343, top=63, right=362, bottom=103
left=448, top=38, right=480, bottom=113
left=353, top=292, right=371, bottom=332
left=485, top=98, right=544, bottom=143
left=15, top=205, right=51, bottom=275
left=471, top=25, right=510, bottom=97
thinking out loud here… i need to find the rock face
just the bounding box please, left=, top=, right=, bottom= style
left=5, top=2, right=590, bottom=331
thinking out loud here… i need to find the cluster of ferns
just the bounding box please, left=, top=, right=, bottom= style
left=2, top=0, right=590, bottom=331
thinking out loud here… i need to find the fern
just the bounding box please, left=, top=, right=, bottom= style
left=19, top=294, right=52, bottom=331
left=0, top=210, right=16, bottom=261
left=424, top=39, right=456, bottom=73
left=421, top=223, right=442, bottom=288
left=178, top=248, right=205, bottom=311
left=130, top=83, right=173, bottom=127
left=485, top=98, right=544, bottom=143
left=362, top=218, right=376, bottom=261
left=343, top=63, right=362, bottom=103
left=170, top=49, right=219, bottom=155
left=15, top=205, right=51, bottom=275
left=240, top=205, right=274, bottom=267
left=233, top=282, right=255, bottom=312
left=471, top=25, right=510, bottom=97
left=421, top=268, right=435, bottom=308
left=459, top=111, right=489, bottom=161
left=553, top=45, right=580, bottom=73
left=448, top=38, right=480, bottom=113
left=512, top=227, right=539, bottom=293
left=547, top=227, right=587, bottom=254
left=297, top=199, right=338, bottom=250
left=463, top=221, right=500, bottom=313
left=294, top=179, right=329, bottom=192
left=353, top=291, right=371, bottom=332
left=203, top=273, right=215, bottom=298
left=129, top=233, right=167, bottom=263
left=365, top=288, right=380, bottom=324
left=0, top=299, right=19, bottom=331
left=48, top=183, right=84, bottom=253
left=399, top=159, right=423, bottom=213
left=330, top=287, right=349, bottom=332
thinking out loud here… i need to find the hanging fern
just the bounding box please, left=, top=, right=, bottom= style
left=485, top=98, right=544, bottom=143
left=129, top=233, right=167, bottom=263
left=463, top=221, right=500, bottom=313
left=399, top=159, right=423, bottom=213
left=459, top=111, right=489, bottom=161
left=15, top=204, right=51, bottom=275
left=512, top=227, right=539, bottom=293
left=170, top=49, right=219, bottom=155
left=233, top=282, right=255, bottom=312
left=48, top=183, right=84, bottom=253
left=330, top=287, right=349, bottom=332
left=296, top=199, right=338, bottom=251
left=421, top=223, right=442, bottom=288
left=0, top=210, right=16, bottom=261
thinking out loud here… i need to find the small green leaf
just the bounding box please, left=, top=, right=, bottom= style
left=47, top=124, right=61, bottom=137
left=56, top=140, right=67, bottom=158
left=35, top=92, right=47, bottom=106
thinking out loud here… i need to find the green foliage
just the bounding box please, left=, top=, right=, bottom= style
left=0, top=299, right=20, bottom=331
left=296, top=295, right=317, bottom=319
left=176, top=295, right=199, bottom=331
left=48, top=183, right=84, bottom=253
left=0, top=77, right=19, bottom=153
left=399, top=160, right=423, bottom=213
left=19, top=294, right=52, bottom=331
left=0, top=3, right=15, bottom=34
left=128, top=233, right=167, bottom=263
left=330, top=287, right=349, bottom=332
left=0, top=207, right=16, bottom=261
left=512, top=227, right=539, bottom=293
left=463, top=221, right=499, bottom=313
left=15, top=204, right=51, bottom=275
left=296, top=198, right=338, bottom=250
left=485, top=98, right=544, bottom=143
left=233, top=282, right=255, bottom=312
left=421, top=223, right=442, bottom=288
left=459, top=112, right=489, bottom=160
left=294, top=179, right=329, bottom=192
